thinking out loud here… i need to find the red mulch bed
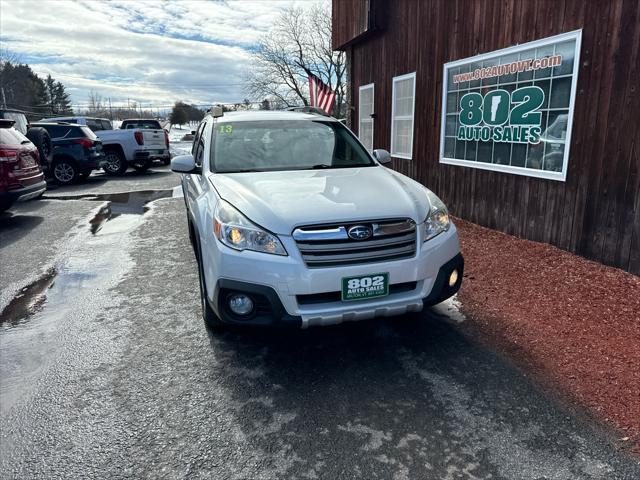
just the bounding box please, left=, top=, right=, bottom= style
left=453, top=217, right=640, bottom=452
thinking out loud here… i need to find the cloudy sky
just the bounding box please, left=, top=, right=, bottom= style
left=0, top=0, right=321, bottom=109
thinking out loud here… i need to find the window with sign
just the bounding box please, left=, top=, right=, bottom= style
left=358, top=83, right=374, bottom=151
left=439, top=30, right=581, bottom=181
left=391, top=72, right=416, bottom=159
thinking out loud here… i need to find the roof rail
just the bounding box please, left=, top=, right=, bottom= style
left=285, top=106, right=330, bottom=117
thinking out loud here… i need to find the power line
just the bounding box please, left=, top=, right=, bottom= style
left=36, top=71, right=245, bottom=88
left=5, top=100, right=269, bottom=114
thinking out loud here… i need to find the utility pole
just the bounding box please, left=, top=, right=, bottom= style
left=108, top=97, right=113, bottom=120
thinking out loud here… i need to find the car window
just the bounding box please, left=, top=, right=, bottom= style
left=122, top=120, right=161, bottom=129
left=195, top=138, right=206, bottom=167
left=0, top=128, right=29, bottom=146
left=86, top=119, right=103, bottom=132
left=193, top=123, right=206, bottom=167
left=2, top=112, right=28, bottom=135
left=100, top=120, right=113, bottom=130
left=192, top=123, right=205, bottom=156
left=42, top=125, right=72, bottom=138
left=80, top=126, right=98, bottom=139
left=210, top=120, right=375, bottom=173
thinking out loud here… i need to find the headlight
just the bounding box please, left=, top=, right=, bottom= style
left=424, top=190, right=450, bottom=241
left=213, top=200, right=287, bottom=255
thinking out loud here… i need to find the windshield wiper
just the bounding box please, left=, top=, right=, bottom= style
left=309, top=164, right=369, bottom=170
left=217, top=168, right=262, bottom=173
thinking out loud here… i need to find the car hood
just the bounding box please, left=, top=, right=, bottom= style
left=209, top=166, right=431, bottom=235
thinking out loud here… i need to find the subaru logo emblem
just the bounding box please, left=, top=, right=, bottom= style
left=347, top=225, right=373, bottom=240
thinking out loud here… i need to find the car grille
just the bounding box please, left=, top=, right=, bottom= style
left=293, top=219, right=417, bottom=268
left=297, top=282, right=418, bottom=305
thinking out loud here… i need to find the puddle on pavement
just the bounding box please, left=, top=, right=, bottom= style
left=0, top=256, right=104, bottom=412
left=0, top=189, right=175, bottom=412
left=48, top=189, right=172, bottom=235
left=0, top=268, right=57, bottom=326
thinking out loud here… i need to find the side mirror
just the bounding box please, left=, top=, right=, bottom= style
left=373, top=149, right=392, bottom=165
left=171, top=154, right=200, bottom=174
left=191, top=130, right=196, bottom=135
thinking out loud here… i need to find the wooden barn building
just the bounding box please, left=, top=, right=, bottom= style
left=332, top=0, right=639, bottom=274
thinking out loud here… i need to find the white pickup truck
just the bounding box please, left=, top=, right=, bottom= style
left=99, top=119, right=170, bottom=175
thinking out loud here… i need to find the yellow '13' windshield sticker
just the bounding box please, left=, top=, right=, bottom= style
left=218, top=125, right=233, bottom=134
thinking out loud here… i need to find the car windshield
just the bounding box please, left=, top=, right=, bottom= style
left=210, top=120, right=375, bottom=173
left=86, top=119, right=104, bottom=132
left=2, top=112, right=28, bottom=135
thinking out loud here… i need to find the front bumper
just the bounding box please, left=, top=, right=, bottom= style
left=203, top=224, right=463, bottom=328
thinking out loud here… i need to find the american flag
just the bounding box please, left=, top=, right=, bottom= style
left=308, top=72, right=336, bottom=114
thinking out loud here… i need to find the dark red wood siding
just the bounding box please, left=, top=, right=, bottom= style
left=332, top=0, right=370, bottom=49
left=336, top=0, right=640, bottom=274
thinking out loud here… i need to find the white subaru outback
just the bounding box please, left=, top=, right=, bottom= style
left=172, top=108, right=463, bottom=329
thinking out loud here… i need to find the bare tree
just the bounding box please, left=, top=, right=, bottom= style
left=244, top=3, right=347, bottom=118
left=0, top=48, right=21, bottom=65
left=87, top=90, right=103, bottom=114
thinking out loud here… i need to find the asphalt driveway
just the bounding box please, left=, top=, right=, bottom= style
left=1, top=167, right=638, bottom=479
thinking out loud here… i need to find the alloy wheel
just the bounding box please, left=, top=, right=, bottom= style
left=104, top=153, right=121, bottom=173
left=54, top=163, right=75, bottom=183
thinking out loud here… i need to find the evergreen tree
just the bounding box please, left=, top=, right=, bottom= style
left=53, top=82, right=72, bottom=114
left=45, top=74, right=56, bottom=114
left=0, top=61, right=72, bottom=118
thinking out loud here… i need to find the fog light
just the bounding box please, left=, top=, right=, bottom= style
left=448, top=269, right=459, bottom=287
left=228, top=293, right=254, bottom=316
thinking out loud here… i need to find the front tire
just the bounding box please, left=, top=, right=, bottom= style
left=195, top=240, right=223, bottom=330
left=103, top=150, right=128, bottom=176
left=52, top=159, right=78, bottom=185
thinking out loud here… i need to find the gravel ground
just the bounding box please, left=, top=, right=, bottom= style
left=454, top=217, right=640, bottom=452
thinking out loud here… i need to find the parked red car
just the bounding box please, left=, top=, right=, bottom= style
left=0, top=119, right=47, bottom=213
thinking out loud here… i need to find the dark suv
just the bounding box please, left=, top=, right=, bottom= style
left=32, top=123, right=105, bottom=184
left=0, top=120, right=46, bottom=213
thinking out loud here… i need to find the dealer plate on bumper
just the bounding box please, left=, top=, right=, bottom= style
left=341, top=273, right=389, bottom=301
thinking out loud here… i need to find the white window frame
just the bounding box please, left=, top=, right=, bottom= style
left=439, top=29, right=582, bottom=182
left=390, top=72, right=416, bottom=159
left=358, top=83, right=375, bottom=151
